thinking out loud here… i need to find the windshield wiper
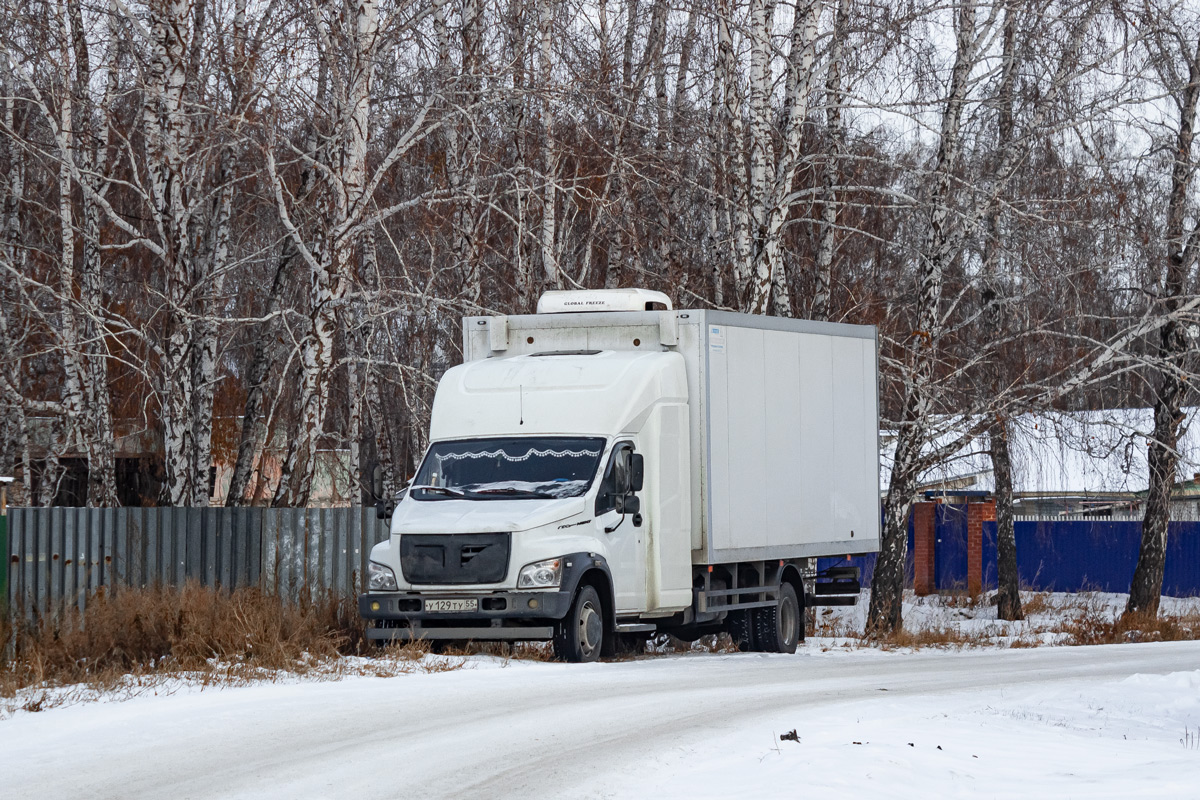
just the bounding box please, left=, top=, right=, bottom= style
left=409, top=484, right=468, bottom=498
left=471, top=487, right=556, bottom=499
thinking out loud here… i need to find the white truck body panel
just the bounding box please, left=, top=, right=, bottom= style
left=702, top=318, right=880, bottom=561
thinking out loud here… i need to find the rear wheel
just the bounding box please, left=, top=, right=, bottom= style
left=754, top=582, right=800, bottom=654
left=553, top=585, right=606, bottom=663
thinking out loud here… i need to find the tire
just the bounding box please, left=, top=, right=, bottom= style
left=727, top=609, right=757, bottom=652
left=754, top=582, right=800, bottom=654
left=553, top=585, right=606, bottom=663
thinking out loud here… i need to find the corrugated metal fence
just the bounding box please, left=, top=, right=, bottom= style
left=4, top=507, right=388, bottom=616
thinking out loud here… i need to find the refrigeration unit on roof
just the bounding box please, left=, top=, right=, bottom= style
left=536, top=288, right=673, bottom=314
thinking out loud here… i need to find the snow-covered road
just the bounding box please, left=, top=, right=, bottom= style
left=5, top=641, right=1199, bottom=799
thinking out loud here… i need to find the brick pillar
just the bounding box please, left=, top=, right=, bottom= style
left=912, top=502, right=937, bottom=596
left=967, top=500, right=996, bottom=596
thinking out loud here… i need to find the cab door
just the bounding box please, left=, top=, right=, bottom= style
left=593, top=441, right=646, bottom=613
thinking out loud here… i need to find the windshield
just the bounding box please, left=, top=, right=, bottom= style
left=411, top=437, right=606, bottom=501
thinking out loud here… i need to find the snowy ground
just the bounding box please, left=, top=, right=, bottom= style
left=3, top=593, right=1199, bottom=798
left=814, top=590, right=1200, bottom=646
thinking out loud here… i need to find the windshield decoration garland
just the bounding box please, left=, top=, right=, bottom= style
left=436, top=446, right=601, bottom=467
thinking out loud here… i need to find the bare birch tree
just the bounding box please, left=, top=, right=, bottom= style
left=869, top=0, right=1102, bottom=634
left=1127, top=6, right=1200, bottom=617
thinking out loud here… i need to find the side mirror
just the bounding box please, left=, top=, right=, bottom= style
left=614, top=448, right=631, bottom=492
left=373, top=465, right=393, bottom=520
left=615, top=494, right=640, bottom=515
left=372, top=465, right=384, bottom=500
left=630, top=453, right=644, bottom=493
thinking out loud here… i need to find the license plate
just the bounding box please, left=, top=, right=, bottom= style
left=425, top=598, right=478, bottom=613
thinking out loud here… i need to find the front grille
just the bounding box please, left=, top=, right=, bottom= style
left=400, top=533, right=511, bottom=584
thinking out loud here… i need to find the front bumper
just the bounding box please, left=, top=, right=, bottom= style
left=359, top=590, right=574, bottom=641
left=359, top=550, right=613, bottom=642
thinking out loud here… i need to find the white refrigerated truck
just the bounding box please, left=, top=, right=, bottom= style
left=360, top=289, right=879, bottom=661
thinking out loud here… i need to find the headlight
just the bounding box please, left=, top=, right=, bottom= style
left=368, top=561, right=398, bottom=591
left=517, top=558, right=562, bottom=589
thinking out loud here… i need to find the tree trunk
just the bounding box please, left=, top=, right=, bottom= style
left=459, top=0, right=484, bottom=303
left=992, top=417, right=1022, bottom=620
left=742, top=0, right=775, bottom=310
left=38, top=424, right=64, bottom=508
left=1126, top=36, right=1200, bottom=618
left=988, top=0, right=1022, bottom=621
left=1128, top=395, right=1185, bottom=616
left=872, top=468, right=919, bottom=634
left=1, top=81, right=30, bottom=506
left=868, top=0, right=978, bottom=636
left=504, top=0, right=531, bottom=299
left=812, top=0, right=847, bottom=322
left=54, top=4, right=89, bottom=477
left=273, top=251, right=340, bottom=508
left=744, top=0, right=823, bottom=316
left=226, top=247, right=292, bottom=506
left=274, top=0, right=378, bottom=506
left=706, top=40, right=727, bottom=307
left=66, top=0, right=119, bottom=507
left=188, top=0, right=244, bottom=508
left=189, top=190, right=231, bottom=507
left=537, top=0, right=560, bottom=290
left=716, top=0, right=751, bottom=300
left=343, top=233, right=378, bottom=508
left=145, top=0, right=197, bottom=506
left=647, top=0, right=670, bottom=274
left=345, top=311, right=364, bottom=508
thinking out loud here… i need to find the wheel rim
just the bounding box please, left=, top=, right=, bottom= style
left=578, top=600, right=602, bottom=655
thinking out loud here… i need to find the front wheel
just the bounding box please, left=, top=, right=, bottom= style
left=553, top=585, right=606, bottom=663
left=753, top=582, right=801, bottom=654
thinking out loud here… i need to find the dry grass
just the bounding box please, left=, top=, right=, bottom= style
left=1061, top=606, right=1200, bottom=646
left=812, top=607, right=863, bottom=642
left=0, top=583, right=465, bottom=716
left=873, top=626, right=977, bottom=649
left=930, top=587, right=989, bottom=611
left=811, top=590, right=1200, bottom=651
left=1018, top=592, right=1053, bottom=616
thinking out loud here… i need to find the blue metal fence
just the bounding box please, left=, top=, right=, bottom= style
left=820, top=507, right=1200, bottom=597
left=982, top=519, right=1200, bottom=596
